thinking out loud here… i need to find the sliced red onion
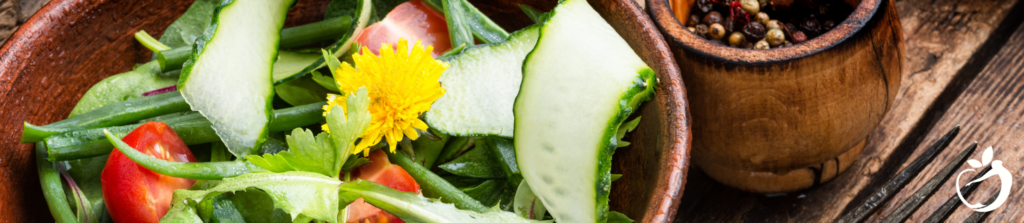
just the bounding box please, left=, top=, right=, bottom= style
left=58, top=162, right=89, bottom=223
left=142, top=85, right=177, bottom=96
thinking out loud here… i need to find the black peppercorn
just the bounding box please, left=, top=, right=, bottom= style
left=723, top=18, right=735, bottom=33
left=800, top=17, right=821, bottom=35
left=791, top=31, right=807, bottom=43
left=696, top=0, right=714, bottom=14
left=703, top=11, right=723, bottom=25
left=823, top=20, right=835, bottom=31
left=695, top=24, right=710, bottom=38
left=742, top=22, right=766, bottom=41
left=688, top=15, right=701, bottom=27
left=785, top=23, right=798, bottom=34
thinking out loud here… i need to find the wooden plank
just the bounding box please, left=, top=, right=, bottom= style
left=672, top=0, right=1024, bottom=221
left=866, top=19, right=1024, bottom=222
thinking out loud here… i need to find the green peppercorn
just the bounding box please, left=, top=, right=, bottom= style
left=741, top=0, right=760, bottom=14
left=728, top=32, right=745, bottom=47
left=754, top=40, right=770, bottom=49
left=709, top=23, right=726, bottom=39
left=766, top=20, right=782, bottom=30
left=766, top=28, right=785, bottom=46
left=756, top=12, right=770, bottom=25
left=783, top=40, right=793, bottom=47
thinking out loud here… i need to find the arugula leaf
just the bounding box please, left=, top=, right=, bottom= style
left=159, top=0, right=219, bottom=49
left=222, top=188, right=294, bottom=223
left=438, top=144, right=505, bottom=178
left=246, top=87, right=371, bottom=178
left=484, top=137, right=522, bottom=184
left=210, top=196, right=246, bottom=222
left=161, top=203, right=204, bottom=223
left=171, top=171, right=342, bottom=223
left=338, top=180, right=546, bottom=223
left=460, top=179, right=506, bottom=207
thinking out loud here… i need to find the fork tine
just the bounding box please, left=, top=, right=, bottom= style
left=962, top=194, right=1000, bottom=223
left=923, top=165, right=993, bottom=223
left=882, top=142, right=978, bottom=223
left=837, top=126, right=960, bottom=223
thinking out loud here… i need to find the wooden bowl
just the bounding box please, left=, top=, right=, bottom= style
left=0, top=0, right=692, bottom=222
left=648, top=0, right=903, bottom=193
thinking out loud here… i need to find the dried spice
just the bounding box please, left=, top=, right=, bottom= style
left=683, top=0, right=853, bottom=49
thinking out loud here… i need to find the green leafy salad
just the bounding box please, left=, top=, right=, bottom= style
left=22, top=0, right=658, bottom=222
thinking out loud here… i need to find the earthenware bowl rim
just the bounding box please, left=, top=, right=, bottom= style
left=647, top=0, right=882, bottom=65
left=0, top=0, right=691, bottom=222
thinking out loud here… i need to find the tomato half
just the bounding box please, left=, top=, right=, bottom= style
left=354, top=0, right=452, bottom=57
left=101, top=121, right=197, bottom=223
left=347, top=150, right=421, bottom=223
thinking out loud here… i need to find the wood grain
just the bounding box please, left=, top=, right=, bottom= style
left=649, top=0, right=904, bottom=193
left=668, top=0, right=1024, bottom=220
left=867, top=19, right=1024, bottom=223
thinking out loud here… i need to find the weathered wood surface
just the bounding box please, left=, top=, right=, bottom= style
left=866, top=20, right=1024, bottom=222
left=673, top=0, right=1024, bottom=221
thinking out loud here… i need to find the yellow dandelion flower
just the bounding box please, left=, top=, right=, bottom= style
left=321, top=93, right=347, bottom=133
left=325, top=38, right=447, bottom=155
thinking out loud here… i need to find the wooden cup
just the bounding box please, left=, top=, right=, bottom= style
left=647, top=0, right=904, bottom=193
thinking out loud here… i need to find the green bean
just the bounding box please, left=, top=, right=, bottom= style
left=386, top=151, right=488, bottom=212
left=268, top=101, right=327, bottom=132
left=158, top=16, right=353, bottom=71
left=36, top=143, right=78, bottom=223
left=22, top=92, right=190, bottom=143
left=103, top=130, right=258, bottom=180
left=156, top=47, right=191, bottom=71
left=45, top=102, right=327, bottom=161
left=279, top=16, right=353, bottom=49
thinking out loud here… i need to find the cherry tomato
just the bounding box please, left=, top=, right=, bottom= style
left=355, top=0, right=452, bottom=57
left=101, top=121, right=197, bottom=223
left=347, top=150, right=421, bottom=223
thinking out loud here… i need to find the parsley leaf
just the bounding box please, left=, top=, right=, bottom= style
left=246, top=87, right=371, bottom=178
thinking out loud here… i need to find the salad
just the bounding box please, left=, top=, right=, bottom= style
left=23, top=0, right=658, bottom=222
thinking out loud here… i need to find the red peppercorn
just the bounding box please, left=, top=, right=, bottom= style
left=791, top=31, right=807, bottom=43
